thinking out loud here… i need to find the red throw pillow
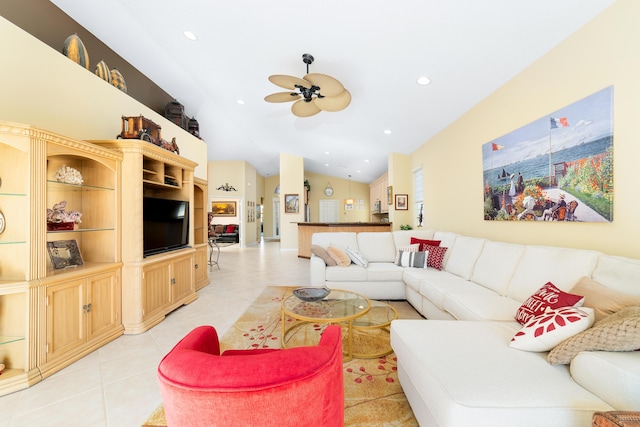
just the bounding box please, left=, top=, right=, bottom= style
left=225, top=225, right=235, bottom=233
left=410, top=238, right=441, bottom=251
left=423, top=244, right=447, bottom=270
left=515, top=282, right=585, bottom=325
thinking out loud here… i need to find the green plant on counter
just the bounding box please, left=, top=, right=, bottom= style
left=400, top=224, right=412, bottom=230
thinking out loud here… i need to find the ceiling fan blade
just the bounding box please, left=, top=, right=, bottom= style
left=315, top=89, right=351, bottom=112
left=264, top=92, right=301, bottom=103
left=291, top=99, right=321, bottom=117
left=268, top=74, right=311, bottom=90
left=304, top=73, right=344, bottom=97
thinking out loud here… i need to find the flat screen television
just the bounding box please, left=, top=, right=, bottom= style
left=143, top=197, right=189, bottom=257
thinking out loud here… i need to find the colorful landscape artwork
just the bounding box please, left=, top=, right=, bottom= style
left=482, top=86, right=613, bottom=222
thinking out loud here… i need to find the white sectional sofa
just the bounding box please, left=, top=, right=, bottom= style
left=309, top=230, right=640, bottom=427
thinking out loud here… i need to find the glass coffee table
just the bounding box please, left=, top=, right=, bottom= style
left=281, top=288, right=398, bottom=360
left=281, top=289, right=370, bottom=360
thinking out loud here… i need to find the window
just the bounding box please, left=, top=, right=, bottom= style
left=413, top=168, right=423, bottom=225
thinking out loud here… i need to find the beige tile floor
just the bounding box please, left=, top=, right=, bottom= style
left=0, top=240, right=312, bottom=427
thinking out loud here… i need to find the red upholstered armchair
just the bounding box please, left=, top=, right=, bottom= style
left=157, top=325, right=344, bottom=427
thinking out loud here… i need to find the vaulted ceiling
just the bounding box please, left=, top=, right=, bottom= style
left=50, top=0, right=615, bottom=184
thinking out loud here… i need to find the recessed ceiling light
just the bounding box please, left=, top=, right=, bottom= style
left=384, top=129, right=392, bottom=135
left=325, top=151, right=330, bottom=155
left=183, top=30, right=197, bottom=41
left=325, top=163, right=330, bottom=167
left=364, top=159, right=370, bottom=163
left=237, top=99, right=245, bottom=105
left=417, top=76, right=431, bottom=86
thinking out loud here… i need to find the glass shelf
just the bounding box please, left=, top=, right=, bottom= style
left=46, top=181, right=115, bottom=191
left=0, top=336, right=25, bottom=345
left=0, top=240, right=27, bottom=245
left=46, top=227, right=115, bottom=234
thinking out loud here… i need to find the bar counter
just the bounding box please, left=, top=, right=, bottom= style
left=297, top=222, right=392, bottom=258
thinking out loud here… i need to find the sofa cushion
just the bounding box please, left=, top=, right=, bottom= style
left=365, top=262, right=405, bottom=282
left=418, top=271, right=476, bottom=311
left=570, top=351, right=640, bottom=410
left=310, top=245, right=337, bottom=266
left=471, top=241, right=525, bottom=296
left=325, top=265, right=367, bottom=282
left=311, top=232, right=358, bottom=250
left=432, top=231, right=457, bottom=267
left=442, top=288, right=524, bottom=321
left=510, top=307, right=594, bottom=352
left=394, top=244, right=419, bottom=264
left=570, top=276, right=640, bottom=322
left=515, top=282, right=585, bottom=325
left=327, top=246, right=351, bottom=267
left=390, top=320, right=613, bottom=427
left=508, top=246, right=599, bottom=303
left=592, top=255, right=640, bottom=296
left=548, top=306, right=640, bottom=365
left=410, top=237, right=441, bottom=250
left=346, top=246, right=368, bottom=267
left=392, top=229, right=435, bottom=248
left=445, top=236, right=485, bottom=280
left=356, top=232, right=396, bottom=262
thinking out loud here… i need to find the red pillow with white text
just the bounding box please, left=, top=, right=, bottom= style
left=423, top=244, right=447, bottom=270
left=515, top=282, right=585, bottom=325
left=410, top=238, right=441, bottom=251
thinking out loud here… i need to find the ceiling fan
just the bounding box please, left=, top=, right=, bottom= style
left=264, top=53, right=351, bottom=117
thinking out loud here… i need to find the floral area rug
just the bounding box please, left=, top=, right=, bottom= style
left=143, top=286, right=421, bottom=427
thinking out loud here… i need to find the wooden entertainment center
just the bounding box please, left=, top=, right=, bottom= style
left=0, top=123, right=209, bottom=396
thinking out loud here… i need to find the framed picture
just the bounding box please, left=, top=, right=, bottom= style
left=47, top=239, right=84, bottom=269
left=211, top=201, right=236, bottom=216
left=285, top=194, right=299, bottom=213
left=387, top=186, right=393, bottom=205
left=395, top=194, right=408, bottom=210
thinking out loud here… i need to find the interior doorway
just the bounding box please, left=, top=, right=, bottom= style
left=273, top=198, right=280, bottom=238
left=319, top=200, right=339, bottom=223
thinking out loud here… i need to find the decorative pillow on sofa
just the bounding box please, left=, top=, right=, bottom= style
left=569, top=276, right=640, bottom=322
left=548, top=306, right=640, bottom=365
left=225, top=224, right=236, bottom=233
left=346, top=247, right=368, bottom=267
left=423, top=244, right=447, bottom=270
left=327, top=246, right=351, bottom=267
left=214, top=225, right=224, bottom=234
left=311, top=245, right=337, bottom=266
left=394, top=244, right=419, bottom=264
left=410, top=237, right=441, bottom=251
left=397, top=251, right=428, bottom=269
left=515, top=282, right=585, bottom=325
left=510, top=306, right=594, bottom=352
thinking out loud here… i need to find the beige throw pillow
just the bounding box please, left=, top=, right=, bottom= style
left=327, top=246, right=351, bottom=267
left=310, top=245, right=337, bottom=266
left=569, top=276, right=640, bottom=322
left=547, top=305, right=640, bottom=365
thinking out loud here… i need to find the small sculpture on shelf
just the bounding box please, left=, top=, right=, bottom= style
left=55, top=165, right=84, bottom=185
left=47, top=201, right=82, bottom=231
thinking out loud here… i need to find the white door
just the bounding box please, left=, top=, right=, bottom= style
left=273, top=198, right=280, bottom=237
left=319, top=200, right=339, bottom=223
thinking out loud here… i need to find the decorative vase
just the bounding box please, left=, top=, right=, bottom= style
left=47, top=222, right=75, bottom=231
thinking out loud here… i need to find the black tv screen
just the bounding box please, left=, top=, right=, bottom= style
left=143, top=197, right=189, bottom=257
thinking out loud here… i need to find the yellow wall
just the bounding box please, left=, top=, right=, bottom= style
left=304, top=171, right=371, bottom=223
left=0, top=17, right=207, bottom=179
left=411, top=0, right=639, bottom=258
left=279, top=153, right=304, bottom=250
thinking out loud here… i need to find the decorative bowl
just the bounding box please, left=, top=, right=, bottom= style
left=293, top=287, right=331, bottom=302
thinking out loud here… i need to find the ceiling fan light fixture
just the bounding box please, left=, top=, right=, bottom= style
left=265, top=54, right=350, bottom=116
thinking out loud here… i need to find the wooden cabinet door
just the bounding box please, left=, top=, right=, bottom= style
left=46, top=278, right=86, bottom=362
left=142, top=262, right=171, bottom=321
left=193, top=245, right=208, bottom=290
left=86, top=270, right=120, bottom=341
left=171, top=255, right=194, bottom=303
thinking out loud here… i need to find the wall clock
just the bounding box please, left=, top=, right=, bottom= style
left=324, top=183, right=334, bottom=197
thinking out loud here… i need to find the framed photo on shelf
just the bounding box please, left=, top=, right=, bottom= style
left=47, top=240, right=84, bottom=269
left=211, top=201, right=236, bottom=217
left=395, top=194, right=408, bottom=210
left=387, top=186, right=393, bottom=205
left=285, top=194, right=299, bottom=213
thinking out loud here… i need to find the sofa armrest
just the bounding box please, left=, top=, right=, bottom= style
left=310, top=255, right=327, bottom=286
